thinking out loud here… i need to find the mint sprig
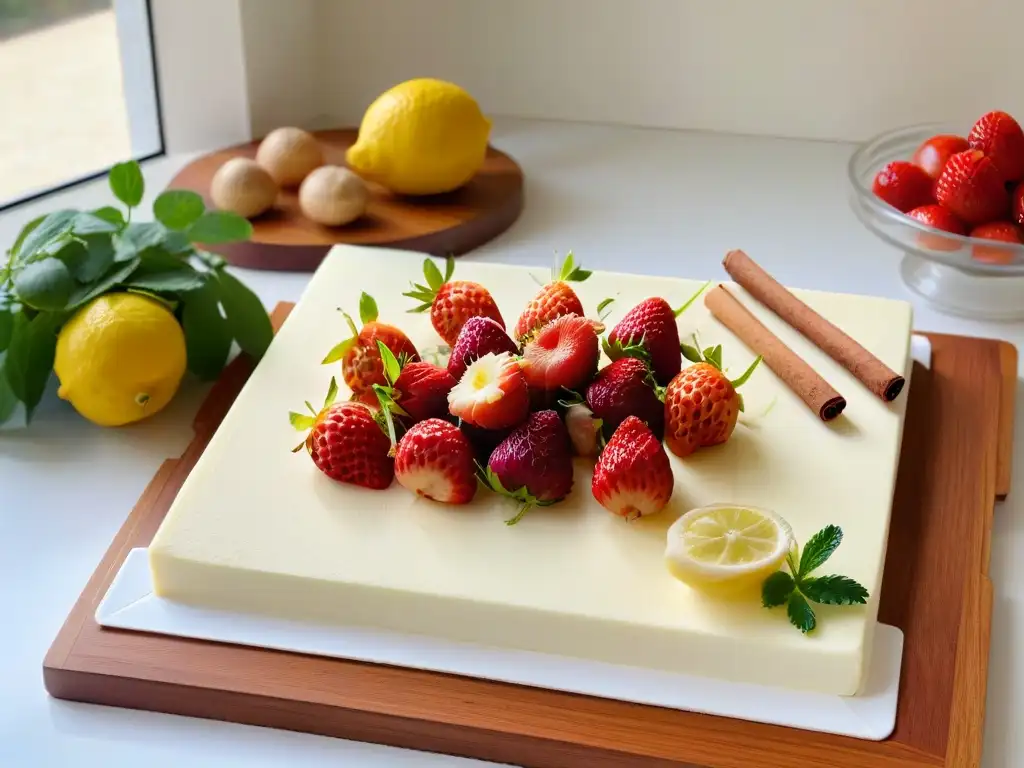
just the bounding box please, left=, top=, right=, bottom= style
left=761, top=525, right=869, bottom=634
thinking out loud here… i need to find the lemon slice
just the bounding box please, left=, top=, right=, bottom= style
left=665, top=504, right=794, bottom=596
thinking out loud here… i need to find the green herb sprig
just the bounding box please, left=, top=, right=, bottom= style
left=0, top=160, right=274, bottom=424
left=761, top=525, right=869, bottom=634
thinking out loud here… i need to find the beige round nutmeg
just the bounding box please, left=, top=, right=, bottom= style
left=209, top=157, right=278, bottom=218
left=255, top=127, right=323, bottom=187
left=298, top=166, right=369, bottom=226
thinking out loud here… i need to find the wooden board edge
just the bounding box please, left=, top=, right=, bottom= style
left=996, top=341, right=1017, bottom=500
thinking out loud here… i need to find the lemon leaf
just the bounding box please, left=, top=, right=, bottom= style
left=13, top=258, right=74, bottom=311
left=12, top=210, right=76, bottom=263
left=109, top=161, right=145, bottom=208
left=67, top=257, right=141, bottom=310
left=214, top=269, right=273, bottom=360
left=153, top=190, right=205, bottom=231
left=0, top=357, right=18, bottom=425
left=188, top=211, right=253, bottom=245
left=4, top=310, right=60, bottom=422
left=182, top=283, right=232, bottom=381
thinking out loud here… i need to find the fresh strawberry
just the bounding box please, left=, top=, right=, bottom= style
left=322, top=292, right=419, bottom=397
left=935, top=149, right=1008, bottom=225
left=404, top=256, right=504, bottom=346
left=394, top=419, right=477, bottom=504
left=564, top=403, right=603, bottom=458
left=514, top=251, right=591, bottom=340
left=603, top=283, right=708, bottom=386
left=911, top=134, right=969, bottom=180
left=290, top=378, right=393, bottom=489
left=591, top=416, right=674, bottom=521
left=447, top=316, right=518, bottom=381
left=482, top=410, right=574, bottom=525
left=907, top=204, right=966, bottom=252
left=447, top=351, right=530, bottom=430
left=871, top=161, right=934, bottom=212
left=1012, top=181, right=1024, bottom=226
left=584, top=357, right=664, bottom=439
left=968, top=111, right=1024, bottom=182
left=969, top=221, right=1022, bottom=266
left=521, top=313, right=601, bottom=395
left=664, top=343, right=761, bottom=458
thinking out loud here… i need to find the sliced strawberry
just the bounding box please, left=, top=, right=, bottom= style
left=564, top=403, right=603, bottom=458
left=871, top=161, right=934, bottom=212
left=585, top=357, right=664, bottom=439
left=404, top=256, right=504, bottom=346
left=482, top=410, right=574, bottom=525
left=968, top=111, right=1024, bottom=182
left=290, top=378, right=394, bottom=489
left=521, top=314, right=601, bottom=394
left=970, top=221, right=1022, bottom=265
left=936, top=149, right=1009, bottom=225
left=447, top=316, right=518, bottom=381
left=447, top=351, right=530, bottom=430
left=907, top=204, right=966, bottom=252
left=592, top=416, right=674, bottom=521
left=911, top=134, right=969, bottom=180
left=394, top=419, right=477, bottom=504
left=514, top=251, right=590, bottom=340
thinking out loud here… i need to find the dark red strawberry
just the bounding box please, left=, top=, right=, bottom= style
left=907, top=204, right=966, bottom=252
left=322, top=292, right=419, bottom=397
left=404, top=256, right=504, bottom=346
left=447, top=316, right=518, bottom=380
left=564, top=403, right=603, bottom=458
left=290, top=378, right=393, bottom=489
left=460, top=421, right=515, bottom=465
left=482, top=410, right=574, bottom=525
left=968, top=111, right=1024, bottom=182
left=603, top=283, right=707, bottom=386
left=521, top=313, right=601, bottom=395
left=394, top=419, right=477, bottom=504
left=970, top=221, right=1022, bottom=265
left=448, top=351, right=530, bottom=430
left=911, top=134, right=969, bottom=180
left=585, top=357, right=664, bottom=439
left=871, top=161, right=934, bottom=212
left=514, top=251, right=591, bottom=340
left=591, top=416, right=674, bottom=521
left=935, top=149, right=1008, bottom=225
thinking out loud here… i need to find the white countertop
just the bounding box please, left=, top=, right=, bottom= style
left=1, top=117, right=1021, bottom=768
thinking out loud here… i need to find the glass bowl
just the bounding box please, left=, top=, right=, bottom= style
left=848, top=121, right=1024, bottom=321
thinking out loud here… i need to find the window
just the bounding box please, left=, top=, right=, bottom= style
left=0, top=0, right=163, bottom=210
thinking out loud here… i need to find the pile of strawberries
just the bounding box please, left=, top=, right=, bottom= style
left=871, top=110, right=1024, bottom=264
left=291, top=254, right=760, bottom=525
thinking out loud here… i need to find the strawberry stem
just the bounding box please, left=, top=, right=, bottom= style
left=730, top=355, right=763, bottom=389
left=673, top=280, right=711, bottom=318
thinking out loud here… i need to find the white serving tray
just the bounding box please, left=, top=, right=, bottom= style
left=96, top=335, right=932, bottom=742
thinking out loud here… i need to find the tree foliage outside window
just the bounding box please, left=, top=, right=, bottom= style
left=0, top=0, right=111, bottom=41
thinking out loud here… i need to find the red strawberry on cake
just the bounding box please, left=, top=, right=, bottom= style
left=482, top=410, right=574, bottom=525
left=968, top=111, right=1024, bottom=182
left=591, top=416, right=674, bottom=521
left=447, top=316, right=519, bottom=381
left=394, top=419, right=477, bottom=504
left=448, top=351, right=531, bottom=430
left=289, top=378, right=394, bottom=489
left=935, top=149, right=1008, bottom=226
left=404, top=256, right=505, bottom=346
left=585, top=356, right=665, bottom=440
left=370, top=342, right=456, bottom=451
left=514, top=251, right=591, bottom=341
left=521, top=313, right=602, bottom=397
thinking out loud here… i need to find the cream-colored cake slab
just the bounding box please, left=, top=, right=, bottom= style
left=149, top=245, right=913, bottom=696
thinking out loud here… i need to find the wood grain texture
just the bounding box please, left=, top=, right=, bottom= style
left=43, top=307, right=1011, bottom=768
left=166, top=129, right=525, bottom=272
left=997, top=342, right=1017, bottom=500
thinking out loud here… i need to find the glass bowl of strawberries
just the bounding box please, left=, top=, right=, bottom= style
left=848, top=110, right=1024, bottom=320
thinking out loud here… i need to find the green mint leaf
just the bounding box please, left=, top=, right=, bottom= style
left=680, top=343, right=702, bottom=363
left=359, top=292, right=379, bottom=325
left=787, top=591, right=817, bottom=634
left=153, top=190, right=206, bottom=231
left=4, top=310, right=60, bottom=420
left=12, top=210, right=76, bottom=262
left=376, top=340, right=402, bottom=384
left=181, top=282, right=232, bottom=380
left=443, top=255, right=455, bottom=282
left=109, top=161, right=145, bottom=207
left=800, top=575, right=869, bottom=606
left=799, top=525, right=843, bottom=578
left=0, top=356, right=18, bottom=424
left=71, top=211, right=119, bottom=236
left=214, top=269, right=272, bottom=359
left=730, top=355, right=762, bottom=389
left=90, top=206, right=125, bottom=228
left=13, top=259, right=75, bottom=311
left=188, top=211, right=253, bottom=244
left=761, top=570, right=795, bottom=608
left=423, top=259, right=445, bottom=291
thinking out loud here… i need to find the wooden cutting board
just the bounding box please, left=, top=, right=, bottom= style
left=43, top=304, right=1015, bottom=768
left=166, top=129, right=525, bottom=272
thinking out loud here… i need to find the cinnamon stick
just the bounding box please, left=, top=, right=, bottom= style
left=705, top=285, right=847, bottom=421
left=722, top=250, right=905, bottom=402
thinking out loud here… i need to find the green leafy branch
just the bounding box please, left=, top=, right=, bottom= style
left=0, top=160, right=273, bottom=425
left=761, top=525, right=870, bottom=634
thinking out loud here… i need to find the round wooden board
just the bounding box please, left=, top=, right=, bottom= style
left=166, top=129, right=525, bottom=272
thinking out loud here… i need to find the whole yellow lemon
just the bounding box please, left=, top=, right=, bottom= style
left=54, top=292, right=188, bottom=427
left=346, top=78, right=491, bottom=196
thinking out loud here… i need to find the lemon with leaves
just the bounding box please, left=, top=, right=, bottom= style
left=346, top=78, right=491, bottom=195
left=54, top=292, right=187, bottom=427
